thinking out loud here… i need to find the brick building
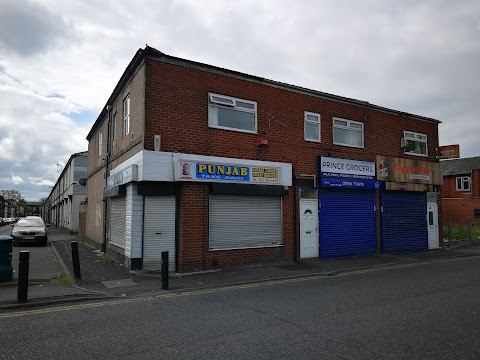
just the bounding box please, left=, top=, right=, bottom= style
left=45, top=151, right=88, bottom=233
left=85, top=45, right=442, bottom=273
left=441, top=157, right=480, bottom=226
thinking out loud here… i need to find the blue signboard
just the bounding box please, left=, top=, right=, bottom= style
left=320, top=177, right=381, bottom=190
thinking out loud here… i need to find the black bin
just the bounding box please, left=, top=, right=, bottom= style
left=0, top=235, right=13, bottom=283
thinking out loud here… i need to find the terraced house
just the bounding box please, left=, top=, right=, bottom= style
left=85, top=45, right=442, bottom=273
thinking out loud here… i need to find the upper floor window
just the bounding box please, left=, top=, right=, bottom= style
left=208, top=93, right=257, bottom=133
left=456, top=176, right=470, bottom=191
left=123, top=95, right=130, bottom=136
left=333, top=118, right=364, bottom=148
left=404, top=131, right=427, bottom=156
left=98, top=131, right=103, bottom=157
left=304, top=112, right=321, bottom=142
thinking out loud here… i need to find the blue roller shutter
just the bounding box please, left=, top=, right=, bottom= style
left=381, top=191, right=427, bottom=253
left=319, top=189, right=376, bottom=258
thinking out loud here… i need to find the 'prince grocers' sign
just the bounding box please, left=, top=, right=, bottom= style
left=318, top=156, right=375, bottom=180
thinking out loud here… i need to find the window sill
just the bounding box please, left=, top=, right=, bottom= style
left=404, top=152, right=428, bottom=157
left=333, top=141, right=364, bottom=149
left=209, top=124, right=257, bottom=135
left=305, top=138, right=322, bottom=143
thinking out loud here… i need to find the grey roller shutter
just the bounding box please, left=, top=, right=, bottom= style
left=143, top=196, right=176, bottom=271
left=209, top=195, right=282, bottom=250
left=110, top=197, right=126, bottom=248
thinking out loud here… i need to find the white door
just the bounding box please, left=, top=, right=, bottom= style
left=300, top=199, right=319, bottom=258
left=143, top=196, right=176, bottom=271
left=427, top=203, right=439, bottom=249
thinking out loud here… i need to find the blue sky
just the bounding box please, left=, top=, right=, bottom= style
left=0, top=0, right=479, bottom=201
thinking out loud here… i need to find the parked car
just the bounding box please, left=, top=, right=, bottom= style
left=11, top=217, right=49, bottom=246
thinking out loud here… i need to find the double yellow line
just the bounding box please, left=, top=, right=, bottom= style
left=1, top=255, right=475, bottom=319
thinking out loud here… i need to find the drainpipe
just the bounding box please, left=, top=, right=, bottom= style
left=292, top=165, right=297, bottom=262
left=102, top=105, right=113, bottom=253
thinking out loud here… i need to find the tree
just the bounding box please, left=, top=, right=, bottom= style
left=0, top=190, right=24, bottom=203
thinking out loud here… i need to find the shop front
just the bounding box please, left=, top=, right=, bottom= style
left=317, top=156, right=380, bottom=258
left=376, top=155, right=442, bottom=252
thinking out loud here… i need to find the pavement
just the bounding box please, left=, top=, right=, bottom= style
left=2, top=227, right=480, bottom=311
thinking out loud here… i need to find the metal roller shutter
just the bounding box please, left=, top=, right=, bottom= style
left=110, top=197, right=126, bottom=248
left=319, top=189, right=376, bottom=258
left=209, top=195, right=282, bottom=250
left=381, top=191, right=427, bottom=253
left=143, top=196, right=176, bottom=271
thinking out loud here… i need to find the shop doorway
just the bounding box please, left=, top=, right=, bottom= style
left=427, top=203, right=439, bottom=249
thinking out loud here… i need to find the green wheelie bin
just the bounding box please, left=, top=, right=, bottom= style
left=0, top=235, right=13, bottom=282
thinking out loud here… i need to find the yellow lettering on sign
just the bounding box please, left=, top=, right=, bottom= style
left=207, top=165, right=215, bottom=174
left=198, top=164, right=206, bottom=173
left=232, top=167, right=239, bottom=176
left=217, top=166, right=225, bottom=175
left=241, top=168, right=248, bottom=176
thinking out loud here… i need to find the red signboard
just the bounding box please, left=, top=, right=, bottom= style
left=438, top=144, right=460, bottom=159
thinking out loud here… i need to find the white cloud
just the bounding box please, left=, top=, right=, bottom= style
left=11, top=175, right=23, bottom=185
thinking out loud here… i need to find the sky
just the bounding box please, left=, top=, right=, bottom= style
left=0, top=0, right=479, bottom=201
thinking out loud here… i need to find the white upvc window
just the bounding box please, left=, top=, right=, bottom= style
left=404, top=131, right=428, bottom=156
left=208, top=93, right=257, bottom=133
left=123, top=95, right=130, bottom=136
left=332, top=118, right=364, bottom=148
left=456, top=176, right=470, bottom=191
left=98, top=131, right=103, bottom=157
left=304, top=111, right=321, bottom=142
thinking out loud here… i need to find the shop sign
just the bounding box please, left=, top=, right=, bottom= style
left=107, top=165, right=138, bottom=189
left=320, top=178, right=381, bottom=190
left=383, top=182, right=431, bottom=192
left=438, top=144, right=460, bottom=159
left=318, top=156, right=375, bottom=180
left=175, top=160, right=280, bottom=184
left=376, top=155, right=442, bottom=185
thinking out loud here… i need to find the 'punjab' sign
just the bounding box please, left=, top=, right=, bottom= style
left=175, top=160, right=281, bottom=184
left=376, top=155, right=442, bottom=185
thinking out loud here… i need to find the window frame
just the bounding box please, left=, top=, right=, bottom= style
left=456, top=176, right=471, bottom=192
left=98, top=130, right=103, bottom=157
left=332, top=117, right=364, bottom=148
left=304, top=111, right=321, bottom=142
left=208, top=93, right=257, bottom=134
left=123, top=95, right=130, bottom=136
left=403, top=130, right=428, bottom=157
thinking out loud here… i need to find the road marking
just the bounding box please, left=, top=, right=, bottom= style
left=1, top=255, right=478, bottom=319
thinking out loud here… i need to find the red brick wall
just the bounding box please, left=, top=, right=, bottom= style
left=142, top=59, right=439, bottom=270
left=442, top=175, right=480, bottom=226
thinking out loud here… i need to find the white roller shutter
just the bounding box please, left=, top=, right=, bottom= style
left=209, top=195, right=282, bottom=250
left=110, top=197, right=126, bottom=248
left=143, top=196, right=176, bottom=271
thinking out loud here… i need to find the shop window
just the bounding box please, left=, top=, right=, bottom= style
left=456, top=176, right=470, bottom=191
left=404, top=131, right=428, bottom=156
left=333, top=118, right=364, bottom=148
left=304, top=111, right=321, bottom=142
left=208, top=93, right=257, bottom=133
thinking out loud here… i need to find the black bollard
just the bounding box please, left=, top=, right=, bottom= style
left=71, top=241, right=81, bottom=278
left=17, top=251, right=30, bottom=303
left=161, top=251, right=169, bottom=290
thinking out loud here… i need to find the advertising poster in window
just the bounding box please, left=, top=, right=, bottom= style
left=376, top=155, right=442, bottom=185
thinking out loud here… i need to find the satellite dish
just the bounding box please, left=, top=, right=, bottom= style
left=79, top=178, right=87, bottom=187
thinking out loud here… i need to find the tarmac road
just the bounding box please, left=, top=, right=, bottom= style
left=1, top=255, right=480, bottom=359
left=0, top=224, right=63, bottom=281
